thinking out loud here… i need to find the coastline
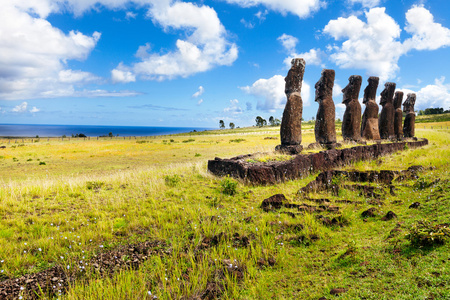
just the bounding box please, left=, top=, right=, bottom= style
left=0, top=123, right=212, bottom=138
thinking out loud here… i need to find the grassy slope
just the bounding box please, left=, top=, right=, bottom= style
left=0, top=125, right=449, bottom=299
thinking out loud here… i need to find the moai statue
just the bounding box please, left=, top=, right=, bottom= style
left=276, top=58, right=305, bottom=154
left=394, top=91, right=404, bottom=139
left=403, top=93, right=416, bottom=138
left=361, top=76, right=380, bottom=140
left=341, top=75, right=362, bottom=141
left=314, top=69, right=337, bottom=146
left=378, top=82, right=396, bottom=139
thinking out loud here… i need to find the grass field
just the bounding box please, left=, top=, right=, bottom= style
left=0, top=123, right=449, bottom=299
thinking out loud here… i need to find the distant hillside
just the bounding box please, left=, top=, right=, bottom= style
left=416, top=113, right=450, bottom=123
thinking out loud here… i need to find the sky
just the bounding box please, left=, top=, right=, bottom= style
left=0, top=0, right=449, bottom=128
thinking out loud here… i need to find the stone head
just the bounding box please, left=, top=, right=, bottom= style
left=380, top=82, right=396, bottom=106
left=363, top=76, right=379, bottom=104
left=342, top=75, right=362, bottom=104
left=403, top=93, right=416, bottom=113
left=285, top=58, right=305, bottom=95
left=394, top=91, right=404, bottom=109
left=315, top=69, right=335, bottom=102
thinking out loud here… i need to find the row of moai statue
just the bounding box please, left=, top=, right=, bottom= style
left=276, top=58, right=416, bottom=154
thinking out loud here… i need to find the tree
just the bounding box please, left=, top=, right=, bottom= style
left=269, top=116, right=275, bottom=126
left=229, top=122, right=235, bottom=129
left=108, top=132, right=113, bottom=137
left=255, top=116, right=267, bottom=127
left=219, top=120, right=225, bottom=129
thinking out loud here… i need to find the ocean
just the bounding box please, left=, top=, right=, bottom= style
left=0, top=124, right=212, bottom=137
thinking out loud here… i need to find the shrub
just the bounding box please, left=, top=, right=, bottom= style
left=182, top=138, right=195, bottom=143
left=220, top=176, right=238, bottom=196
left=229, top=139, right=246, bottom=143
left=86, top=181, right=104, bottom=190
left=195, top=153, right=201, bottom=157
left=164, top=175, right=181, bottom=187
left=39, top=161, right=46, bottom=165
left=406, top=220, right=450, bottom=246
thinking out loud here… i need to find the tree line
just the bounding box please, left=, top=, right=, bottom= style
left=417, top=107, right=450, bottom=116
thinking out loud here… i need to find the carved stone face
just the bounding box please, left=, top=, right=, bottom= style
left=403, top=93, right=416, bottom=113
left=394, top=91, right=404, bottom=109
left=315, top=79, right=323, bottom=102
left=315, top=69, right=335, bottom=102
left=342, top=75, right=362, bottom=104
left=380, top=82, right=396, bottom=106
left=363, top=76, right=379, bottom=104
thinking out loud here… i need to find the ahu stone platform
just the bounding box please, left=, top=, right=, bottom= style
left=208, top=139, right=428, bottom=185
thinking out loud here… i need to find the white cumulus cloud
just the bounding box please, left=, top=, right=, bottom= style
left=223, top=0, right=323, bottom=19
left=223, top=99, right=243, bottom=114
left=399, top=77, right=450, bottom=111
left=30, top=107, right=40, bottom=113
left=241, top=74, right=310, bottom=112
left=111, top=63, right=136, bottom=83
left=12, top=102, right=28, bottom=113
left=192, top=86, right=205, bottom=98
left=278, top=34, right=323, bottom=67
left=113, top=0, right=238, bottom=81
left=0, top=2, right=102, bottom=100
left=403, top=5, right=450, bottom=51
left=322, top=6, right=450, bottom=81
left=278, top=34, right=298, bottom=54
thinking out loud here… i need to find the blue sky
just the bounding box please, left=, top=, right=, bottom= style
left=0, top=0, right=449, bottom=128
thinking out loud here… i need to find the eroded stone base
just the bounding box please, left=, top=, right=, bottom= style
left=208, top=139, right=428, bottom=185
left=275, top=144, right=303, bottom=154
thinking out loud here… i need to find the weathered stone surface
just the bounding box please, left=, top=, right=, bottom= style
left=361, top=76, right=380, bottom=140
left=342, top=75, right=362, bottom=141
left=261, top=194, right=287, bottom=211
left=394, top=91, right=404, bottom=139
left=379, top=82, right=396, bottom=139
left=403, top=93, right=416, bottom=138
left=314, top=69, right=337, bottom=145
left=278, top=58, right=305, bottom=153
left=208, top=139, right=428, bottom=185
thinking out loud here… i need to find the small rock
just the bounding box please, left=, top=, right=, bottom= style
left=361, top=207, right=377, bottom=218
left=409, top=202, right=421, bottom=209
left=330, top=288, right=347, bottom=295
left=261, top=194, right=287, bottom=211
left=381, top=211, right=397, bottom=221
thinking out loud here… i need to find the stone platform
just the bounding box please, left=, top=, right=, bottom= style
left=207, top=139, right=428, bottom=185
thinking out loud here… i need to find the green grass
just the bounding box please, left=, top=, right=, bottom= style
left=0, top=125, right=449, bottom=299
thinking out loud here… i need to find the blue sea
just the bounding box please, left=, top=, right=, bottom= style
left=0, top=124, right=212, bottom=137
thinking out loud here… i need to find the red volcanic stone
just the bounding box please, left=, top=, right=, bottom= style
left=314, top=69, right=337, bottom=144
left=403, top=93, right=416, bottom=138
left=394, top=91, right=404, bottom=139
left=247, top=165, right=276, bottom=185
left=261, top=194, right=287, bottom=211
left=361, top=76, right=381, bottom=140
left=279, top=58, right=305, bottom=149
left=342, top=75, right=362, bottom=141
left=379, top=82, right=396, bottom=139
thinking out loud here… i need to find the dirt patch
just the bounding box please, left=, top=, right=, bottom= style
left=261, top=194, right=341, bottom=214
left=0, top=240, right=168, bottom=299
